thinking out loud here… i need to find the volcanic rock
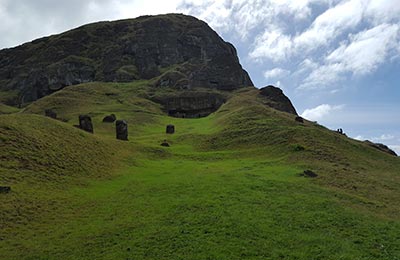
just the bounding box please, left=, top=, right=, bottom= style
left=259, top=85, right=297, bottom=115
left=0, top=14, right=253, bottom=106
left=295, top=116, right=304, bottom=123
left=364, top=141, right=397, bottom=156
left=161, top=140, right=170, bottom=147
left=301, top=170, right=318, bottom=178
left=103, top=114, right=116, bottom=123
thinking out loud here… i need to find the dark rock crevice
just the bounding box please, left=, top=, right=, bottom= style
left=153, top=92, right=226, bottom=118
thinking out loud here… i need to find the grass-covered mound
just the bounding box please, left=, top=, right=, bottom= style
left=204, top=89, right=400, bottom=218
left=0, top=113, right=129, bottom=248
left=0, top=113, right=122, bottom=184
left=0, top=102, right=20, bottom=114
left=1, top=82, right=399, bottom=259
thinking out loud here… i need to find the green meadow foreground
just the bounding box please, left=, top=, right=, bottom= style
left=1, top=82, right=400, bottom=259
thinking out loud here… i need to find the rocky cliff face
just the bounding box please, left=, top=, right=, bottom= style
left=0, top=14, right=253, bottom=106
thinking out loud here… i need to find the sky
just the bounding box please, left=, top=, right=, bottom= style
left=1, top=0, right=399, bottom=154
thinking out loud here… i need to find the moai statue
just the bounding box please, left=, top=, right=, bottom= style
left=79, top=115, right=94, bottom=133
left=45, top=109, right=57, bottom=119
left=116, top=120, right=128, bottom=141
left=166, top=124, right=175, bottom=134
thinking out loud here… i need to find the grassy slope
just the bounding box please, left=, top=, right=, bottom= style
left=0, top=82, right=399, bottom=260
left=0, top=102, right=20, bottom=114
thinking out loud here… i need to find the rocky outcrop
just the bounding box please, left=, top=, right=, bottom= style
left=300, top=170, right=318, bottom=178
left=103, top=114, right=116, bottom=123
left=0, top=14, right=253, bottom=105
left=2, top=56, right=96, bottom=104
left=364, top=141, right=397, bottom=156
left=259, top=85, right=297, bottom=115
left=153, top=92, right=226, bottom=118
left=161, top=140, right=170, bottom=147
left=295, top=116, right=304, bottom=123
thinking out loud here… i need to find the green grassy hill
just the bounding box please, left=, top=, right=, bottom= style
left=1, top=81, right=399, bottom=259
left=0, top=102, right=20, bottom=114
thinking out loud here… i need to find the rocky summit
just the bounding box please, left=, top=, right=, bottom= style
left=0, top=14, right=253, bottom=106
left=259, top=85, right=297, bottom=115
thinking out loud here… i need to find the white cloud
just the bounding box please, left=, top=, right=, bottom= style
left=294, top=0, right=365, bottom=52
left=326, top=23, right=400, bottom=75
left=301, top=104, right=345, bottom=121
left=378, top=134, right=395, bottom=141
left=365, top=0, right=400, bottom=24
left=356, top=134, right=395, bottom=142
left=263, top=68, right=290, bottom=80
left=249, top=29, right=293, bottom=62
left=248, top=0, right=368, bottom=61
left=178, top=0, right=234, bottom=35
left=292, top=58, right=319, bottom=77
left=353, top=134, right=399, bottom=155
left=300, top=58, right=318, bottom=70
left=298, top=63, right=345, bottom=90
left=262, top=0, right=400, bottom=59
left=229, top=1, right=271, bottom=39
left=268, top=0, right=317, bottom=20
left=179, top=0, right=332, bottom=40
left=298, top=23, right=400, bottom=90
left=243, top=0, right=399, bottom=74
left=179, top=0, right=260, bottom=39
left=243, top=0, right=400, bottom=68
left=354, top=135, right=365, bottom=141
left=321, top=105, right=400, bottom=126
left=389, top=145, right=400, bottom=155
left=115, top=0, right=181, bottom=18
